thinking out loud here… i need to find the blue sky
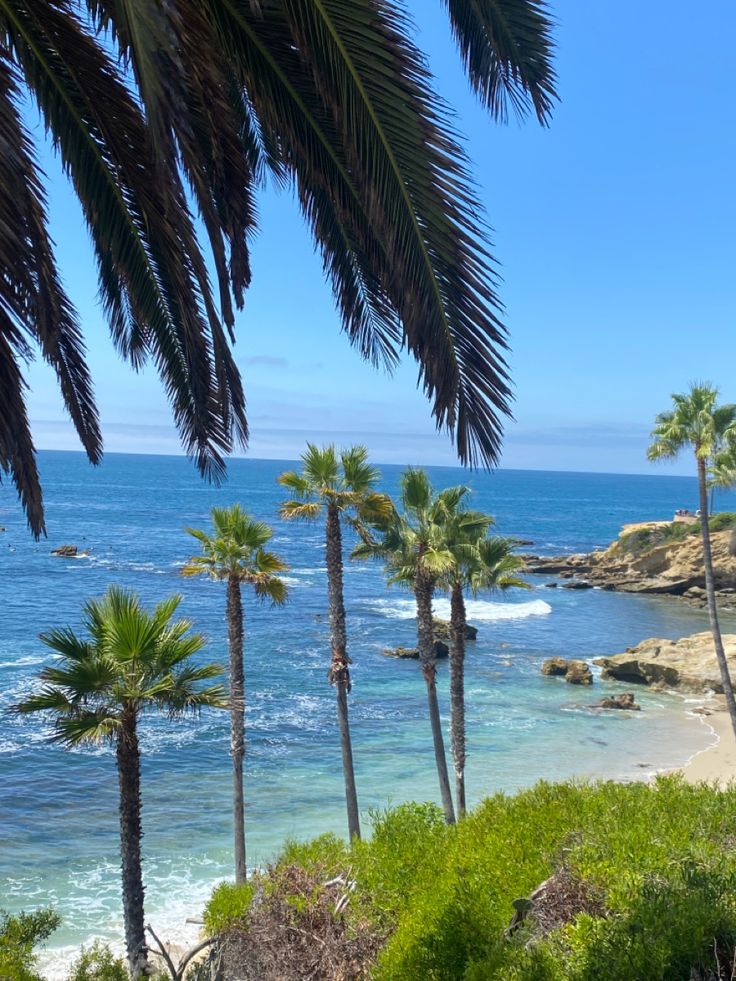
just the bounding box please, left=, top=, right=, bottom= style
left=25, top=0, right=736, bottom=475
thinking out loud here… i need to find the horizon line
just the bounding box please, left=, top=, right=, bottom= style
left=33, top=445, right=695, bottom=482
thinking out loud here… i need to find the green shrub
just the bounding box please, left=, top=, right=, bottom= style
left=709, top=512, right=736, bottom=532
left=0, top=908, right=60, bottom=981
left=65, top=943, right=128, bottom=981
left=202, top=880, right=255, bottom=935
left=616, top=514, right=736, bottom=558
left=254, top=778, right=736, bottom=980
left=617, top=521, right=697, bottom=556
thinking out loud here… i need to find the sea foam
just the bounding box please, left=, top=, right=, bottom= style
left=367, top=597, right=552, bottom=622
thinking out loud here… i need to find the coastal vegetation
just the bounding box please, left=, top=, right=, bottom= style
left=278, top=445, right=392, bottom=840
left=648, top=384, right=736, bottom=735
left=13, top=589, right=226, bottom=978
left=0, top=909, right=59, bottom=981
left=615, top=512, right=736, bottom=557
left=182, top=506, right=288, bottom=882
left=204, top=777, right=736, bottom=980
left=1, top=0, right=556, bottom=537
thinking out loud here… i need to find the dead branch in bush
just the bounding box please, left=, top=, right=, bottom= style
left=146, top=923, right=218, bottom=981
left=219, top=864, right=384, bottom=980
left=506, top=867, right=606, bottom=940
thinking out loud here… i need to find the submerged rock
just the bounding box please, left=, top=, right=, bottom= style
left=590, top=692, right=640, bottom=711
left=51, top=544, right=79, bottom=557
left=541, top=657, right=593, bottom=685
left=383, top=640, right=449, bottom=660
left=593, top=631, right=736, bottom=693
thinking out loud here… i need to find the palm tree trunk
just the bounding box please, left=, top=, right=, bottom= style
left=117, top=705, right=149, bottom=979
left=449, top=581, right=467, bottom=817
left=227, top=574, right=247, bottom=884
left=415, top=572, right=456, bottom=825
left=325, top=502, right=361, bottom=840
left=698, top=457, right=736, bottom=737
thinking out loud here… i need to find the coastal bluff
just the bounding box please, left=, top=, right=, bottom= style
left=525, top=517, right=736, bottom=604
left=593, top=631, right=736, bottom=693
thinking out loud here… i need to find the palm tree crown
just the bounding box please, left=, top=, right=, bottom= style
left=647, top=384, right=736, bottom=463
left=279, top=444, right=391, bottom=526
left=2, top=0, right=557, bottom=536
left=355, top=469, right=466, bottom=586
left=15, top=588, right=225, bottom=743
left=182, top=504, right=288, bottom=602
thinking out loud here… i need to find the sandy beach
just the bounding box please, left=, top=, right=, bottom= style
left=681, top=702, right=736, bottom=784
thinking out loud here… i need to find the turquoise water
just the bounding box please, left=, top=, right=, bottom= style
left=1, top=452, right=734, bottom=967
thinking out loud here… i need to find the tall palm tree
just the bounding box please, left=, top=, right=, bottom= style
left=278, top=444, right=390, bottom=840
left=2, top=0, right=557, bottom=536
left=438, top=510, right=528, bottom=816
left=14, top=588, right=225, bottom=979
left=182, top=505, right=287, bottom=883
left=354, top=468, right=461, bottom=825
left=648, top=384, right=736, bottom=737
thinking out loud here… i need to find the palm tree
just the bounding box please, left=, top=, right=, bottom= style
left=14, top=588, right=225, bottom=979
left=354, top=468, right=461, bottom=825
left=708, top=438, right=736, bottom=513
left=2, top=1, right=556, bottom=536
left=648, top=384, right=736, bottom=736
left=182, top=505, right=287, bottom=883
left=278, top=444, right=390, bottom=840
left=438, top=511, right=528, bottom=816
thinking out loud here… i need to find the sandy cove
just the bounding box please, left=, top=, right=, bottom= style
left=681, top=703, right=736, bottom=784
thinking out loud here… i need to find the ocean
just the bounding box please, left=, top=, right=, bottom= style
left=1, top=451, right=734, bottom=968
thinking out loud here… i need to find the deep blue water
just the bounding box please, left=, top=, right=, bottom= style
left=1, top=451, right=734, bottom=967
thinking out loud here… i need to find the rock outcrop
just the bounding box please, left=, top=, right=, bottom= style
left=593, top=631, right=736, bottom=693
left=432, top=618, right=478, bottom=641
left=51, top=544, right=80, bottom=557
left=525, top=521, right=736, bottom=604
left=589, top=692, right=640, bottom=711
left=541, top=657, right=593, bottom=685
left=383, top=640, right=449, bottom=660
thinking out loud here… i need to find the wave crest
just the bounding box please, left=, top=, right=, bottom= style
left=367, top=597, right=552, bottom=622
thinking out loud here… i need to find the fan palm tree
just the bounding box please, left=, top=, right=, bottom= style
left=14, top=587, right=225, bottom=979
left=182, top=505, right=287, bottom=882
left=278, top=444, right=391, bottom=840
left=354, top=468, right=462, bottom=824
left=438, top=511, right=528, bottom=815
left=2, top=0, right=557, bottom=537
left=708, top=438, right=736, bottom=513
left=647, top=384, right=736, bottom=737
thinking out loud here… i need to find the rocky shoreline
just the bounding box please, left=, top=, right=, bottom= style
left=524, top=520, right=736, bottom=608
left=593, top=631, right=736, bottom=694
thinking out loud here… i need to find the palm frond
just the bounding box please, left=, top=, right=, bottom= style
left=213, top=0, right=512, bottom=464
left=442, top=0, right=557, bottom=124
left=280, top=500, right=322, bottom=521
left=4, top=0, right=246, bottom=483
left=277, top=470, right=313, bottom=498
left=0, top=55, right=101, bottom=536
